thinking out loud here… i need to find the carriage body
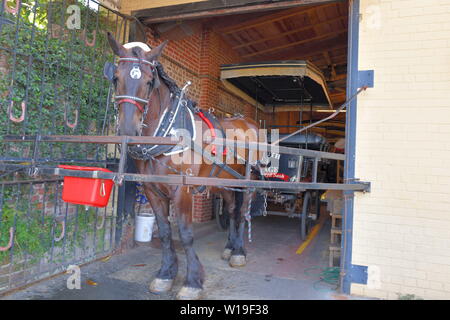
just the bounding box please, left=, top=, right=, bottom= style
left=214, top=132, right=334, bottom=239
left=265, top=133, right=328, bottom=189
left=262, top=132, right=331, bottom=239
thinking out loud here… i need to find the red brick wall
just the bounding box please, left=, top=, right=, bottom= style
left=146, top=26, right=255, bottom=116
left=145, top=24, right=260, bottom=222
left=192, top=191, right=213, bottom=223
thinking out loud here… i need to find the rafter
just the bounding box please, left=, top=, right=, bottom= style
left=323, top=51, right=337, bottom=79
left=217, top=2, right=337, bottom=35
left=280, top=43, right=348, bottom=61
left=142, top=0, right=334, bottom=25
left=327, top=73, right=347, bottom=82
left=311, top=54, right=347, bottom=66
left=232, top=15, right=346, bottom=50
left=242, top=29, right=347, bottom=59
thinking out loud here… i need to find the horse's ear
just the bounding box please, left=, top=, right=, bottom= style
left=147, top=40, right=168, bottom=61
left=107, top=32, right=127, bottom=57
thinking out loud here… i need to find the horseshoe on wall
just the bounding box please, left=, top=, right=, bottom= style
left=64, top=103, right=78, bottom=129
left=54, top=220, right=65, bottom=242
left=7, top=100, right=26, bottom=123
left=0, top=227, right=14, bottom=252
left=3, top=0, right=20, bottom=14
left=82, top=29, right=96, bottom=47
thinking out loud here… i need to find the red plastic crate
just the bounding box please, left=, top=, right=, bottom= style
left=59, top=165, right=114, bottom=208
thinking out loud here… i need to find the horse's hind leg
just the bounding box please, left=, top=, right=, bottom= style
left=146, top=192, right=178, bottom=294
left=220, top=190, right=237, bottom=261
left=174, top=189, right=204, bottom=300
left=229, top=190, right=254, bottom=268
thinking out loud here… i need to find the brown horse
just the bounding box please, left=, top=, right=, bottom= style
left=106, top=33, right=264, bottom=300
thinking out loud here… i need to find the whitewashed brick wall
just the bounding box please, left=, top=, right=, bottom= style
left=353, top=0, right=450, bottom=299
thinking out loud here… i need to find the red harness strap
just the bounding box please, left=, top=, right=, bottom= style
left=116, top=98, right=145, bottom=113
left=197, top=111, right=226, bottom=156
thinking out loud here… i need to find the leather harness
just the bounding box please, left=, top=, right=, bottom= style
left=111, top=57, right=241, bottom=198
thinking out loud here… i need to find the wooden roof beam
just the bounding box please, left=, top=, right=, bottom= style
left=141, top=0, right=334, bottom=24
left=322, top=51, right=338, bottom=80
left=311, top=54, right=347, bottom=66
left=232, top=15, right=346, bottom=50
left=327, top=73, right=347, bottom=82
left=242, top=29, right=347, bottom=59
left=280, top=42, right=348, bottom=61
left=217, top=2, right=337, bottom=35
left=242, top=30, right=347, bottom=59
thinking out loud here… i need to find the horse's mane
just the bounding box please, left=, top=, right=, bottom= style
left=155, top=62, right=181, bottom=96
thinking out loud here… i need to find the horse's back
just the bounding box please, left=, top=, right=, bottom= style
left=218, top=115, right=267, bottom=164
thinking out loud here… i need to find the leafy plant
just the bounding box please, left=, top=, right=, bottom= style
left=0, top=0, right=117, bottom=161
left=0, top=184, right=113, bottom=265
left=0, top=0, right=120, bottom=264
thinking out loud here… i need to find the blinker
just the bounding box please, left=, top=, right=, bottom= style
left=103, top=62, right=117, bottom=82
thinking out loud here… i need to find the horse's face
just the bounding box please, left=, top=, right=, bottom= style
left=106, top=32, right=167, bottom=136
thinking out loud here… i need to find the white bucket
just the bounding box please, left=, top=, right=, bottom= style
left=135, top=213, right=155, bottom=242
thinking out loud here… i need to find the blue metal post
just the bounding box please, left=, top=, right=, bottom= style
left=341, top=0, right=360, bottom=294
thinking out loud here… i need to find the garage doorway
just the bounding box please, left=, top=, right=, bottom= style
left=132, top=0, right=359, bottom=295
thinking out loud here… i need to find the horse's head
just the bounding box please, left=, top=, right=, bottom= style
left=105, top=32, right=168, bottom=136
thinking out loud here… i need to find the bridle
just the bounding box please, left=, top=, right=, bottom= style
left=113, top=56, right=161, bottom=135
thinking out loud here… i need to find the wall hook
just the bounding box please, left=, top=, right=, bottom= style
left=7, top=100, right=26, bottom=123
left=54, top=220, right=65, bottom=242
left=82, top=29, right=96, bottom=47
left=0, top=227, right=14, bottom=252
left=3, top=0, right=20, bottom=14
left=64, top=103, right=78, bottom=129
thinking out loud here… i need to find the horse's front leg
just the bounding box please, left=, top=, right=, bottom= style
left=229, top=190, right=254, bottom=268
left=173, top=188, right=205, bottom=300
left=145, top=189, right=178, bottom=294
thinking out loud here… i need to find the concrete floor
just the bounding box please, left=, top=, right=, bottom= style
left=1, top=214, right=355, bottom=300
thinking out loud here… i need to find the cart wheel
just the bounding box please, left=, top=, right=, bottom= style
left=213, top=196, right=229, bottom=231
left=301, top=191, right=314, bottom=241
left=314, top=191, right=321, bottom=220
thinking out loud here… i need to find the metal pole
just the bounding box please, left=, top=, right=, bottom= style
left=341, top=0, right=360, bottom=294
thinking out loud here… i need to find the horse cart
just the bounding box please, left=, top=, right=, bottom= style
left=214, top=132, right=333, bottom=240
left=213, top=60, right=343, bottom=240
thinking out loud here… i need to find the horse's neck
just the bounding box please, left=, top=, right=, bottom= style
left=142, top=82, right=172, bottom=137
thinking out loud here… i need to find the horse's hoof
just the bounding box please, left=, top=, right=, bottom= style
left=221, top=248, right=232, bottom=260
left=149, top=278, right=174, bottom=294
left=229, top=255, right=246, bottom=267
left=176, top=286, right=203, bottom=300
